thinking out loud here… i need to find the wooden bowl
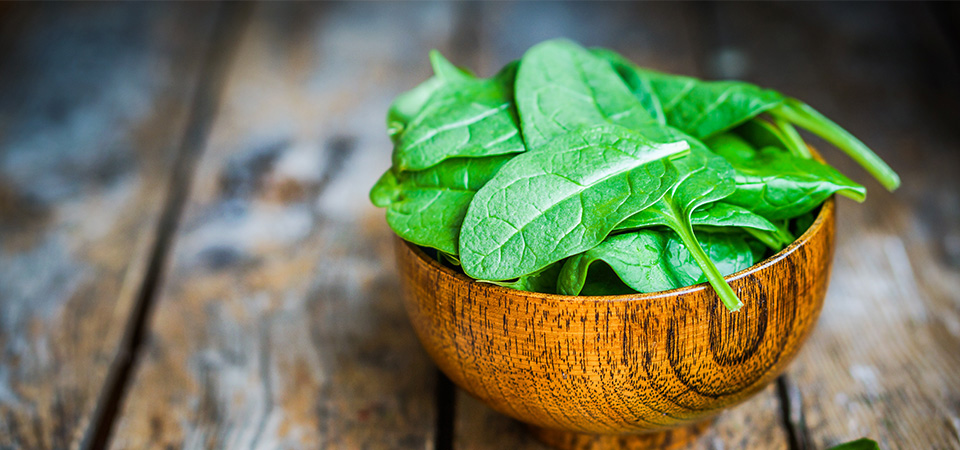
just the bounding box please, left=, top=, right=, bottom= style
left=396, top=197, right=835, bottom=450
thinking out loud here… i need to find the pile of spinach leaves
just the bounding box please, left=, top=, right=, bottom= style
left=371, top=40, right=899, bottom=312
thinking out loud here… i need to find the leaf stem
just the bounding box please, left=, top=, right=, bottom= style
left=674, top=222, right=743, bottom=311
left=772, top=117, right=811, bottom=159
left=772, top=99, right=900, bottom=191
left=745, top=228, right=786, bottom=251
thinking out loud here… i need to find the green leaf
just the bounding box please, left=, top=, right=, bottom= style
left=515, top=39, right=653, bottom=149
left=744, top=220, right=795, bottom=252
left=459, top=123, right=688, bottom=281
left=380, top=155, right=513, bottom=255
left=483, top=260, right=564, bottom=294
left=429, top=49, right=473, bottom=81
left=614, top=201, right=777, bottom=233
left=790, top=208, right=818, bottom=237
left=558, top=230, right=755, bottom=296
left=827, top=438, right=881, bottom=450
left=370, top=169, right=401, bottom=208
left=772, top=98, right=900, bottom=191
left=392, top=55, right=525, bottom=171
left=734, top=118, right=789, bottom=152
left=711, top=142, right=867, bottom=221
left=771, top=117, right=811, bottom=159
left=594, top=48, right=785, bottom=139
left=386, top=76, right=444, bottom=143
left=579, top=262, right=636, bottom=296
left=626, top=144, right=743, bottom=310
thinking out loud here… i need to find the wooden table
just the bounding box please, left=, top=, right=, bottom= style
left=2, top=3, right=958, bottom=449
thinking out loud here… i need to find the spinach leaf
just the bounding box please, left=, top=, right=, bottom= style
left=558, top=230, right=755, bottom=296
left=392, top=52, right=525, bottom=171
left=744, top=221, right=795, bottom=252
left=594, top=48, right=785, bottom=140
left=772, top=98, right=900, bottom=190
left=386, top=76, right=443, bottom=144
left=614, top=201, right=777, bottom=233
left=598, top=47, right=899, bottom=191
left=771, top=117, right=811, bottom=159
left=708, top=136, right=867, bottom=220
left=374, top=155, right=513, bottom=255
left=459, top=124, right=688, bottom=281
left=746, top=237, right=769, bottom=265
left=790, top=209, right=818, bottom=237
left=483, top=260, right=564, bottom=294
left=515, top=39, right=653, bottom=149
left=735, top=117, right=811, bottom=159
left=370, top=169, right=401, bottom=208
left=827, top=438, right=880, bottom=450
left=626, top=144, right=744, bottom=310
left=580, top=262, right=635, bottom=296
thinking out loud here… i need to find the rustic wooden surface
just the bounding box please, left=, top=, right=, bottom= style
left=106, top=3, right=453, bottom=449
left=0, top=4, right=217, bottom=449
left=708, top=3, right=960, bottom=449
left=1, top=2, right=958, bottom=450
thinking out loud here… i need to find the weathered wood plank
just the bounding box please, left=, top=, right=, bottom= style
left=108, top=3, right=463, bottom=449
left=0, top=4, right=217, bottom=449
left=452, top=3, right=790, bottom=449
left=713, top=3, right=960, bottom=449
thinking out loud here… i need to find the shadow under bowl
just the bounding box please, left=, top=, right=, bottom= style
left=395, top=197, right=835, bottom=450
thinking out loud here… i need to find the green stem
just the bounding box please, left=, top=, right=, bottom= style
left=674, top=222, right=743, bottom=312
left=745, top=228, right=786, bottom=252
left=773, top=220, right=795, bottom=246
left=772, top=117, right=812, bottom=159
left=440, top=251, right=461, bottom=266
left=772, top=98, right=900, bottom=191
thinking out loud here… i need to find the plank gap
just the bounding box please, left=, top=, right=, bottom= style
left=435, top=371, right=457, bottom=450
left=776, top=375, right=810, bottom=450
left=80, top=4, right=254, bottom=449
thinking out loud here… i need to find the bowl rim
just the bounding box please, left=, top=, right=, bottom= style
left=401, top=196, right=834, bottom=304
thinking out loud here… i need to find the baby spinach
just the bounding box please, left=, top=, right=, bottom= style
left=558, top=230, right=755, bottom=296
left=579, top=263, right=636, bottom=296
left=744, top=221, right=796, bottom=252
left=386, top=76, right=443, bottom=144
left=623, top=145, right=744, bottom=311
left=771, top=98, right=900, bottom=190
left=614, top=202, right=777, bottom=233
left=371, top=154, right=512, bottom=255
left=515, top=40, right=652, bottom=149
left=600, top=49, right=898, bottom=191
left=458, top=124, right=687, bottom=281
left=827, top=438, right=880, bottom=450
left=483, top=261, right=565, bottom=294
left=372, top=40, right=900, bottom=312
left=735, top=118, right=795, bottom=156
left=392, top=52, right=525, bottom=172
left=707, top=133, right=867, bottom=220
left=594, top=48, right=784, bottom=140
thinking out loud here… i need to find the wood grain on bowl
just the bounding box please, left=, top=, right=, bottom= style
left=397, top=198, right=834, bottom=449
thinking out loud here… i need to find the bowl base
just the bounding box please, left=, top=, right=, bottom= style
left=527, top=420, right=711, bottom=450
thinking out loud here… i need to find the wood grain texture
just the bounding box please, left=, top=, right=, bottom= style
left=711, top=3, right=960, bottom=449
left=397, top=195, right=834, bottom=448
left=448, top=3, right=791, bottom=448
left=0, top=4, right=216, bottom=449
left=107, top=3, right=465, bottom=449
left=455, top=382, right=790, bottom=450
